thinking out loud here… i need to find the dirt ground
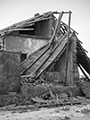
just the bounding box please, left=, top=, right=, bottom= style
left=0, top=103, right=90, bottom=120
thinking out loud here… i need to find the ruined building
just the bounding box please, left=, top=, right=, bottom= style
left=0, top=11, right=90, bottom=98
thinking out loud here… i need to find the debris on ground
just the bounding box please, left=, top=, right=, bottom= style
left=81, top=108, right=90, bottom=115
left=0, top=11, right=90, bottom=120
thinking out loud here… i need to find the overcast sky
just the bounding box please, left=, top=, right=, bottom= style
left=0, top=0, right=90, bottom=57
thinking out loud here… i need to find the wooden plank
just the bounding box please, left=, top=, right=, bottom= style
left=49, top=11, right=63, bottom=46
left=10, top=28, right=34, bottom=31
left=21, top=34, right=67, bottom=78
left=78, top=64, right=90, bottom=81
left=22, top=34, right=63, bottom=76
left=36, top=34, right=68, bottom=78
left=26, top=48, right=50, bottom=75
left=20, top=44, right=48, bottom=73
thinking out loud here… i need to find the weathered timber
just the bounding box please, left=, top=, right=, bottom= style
left=60, top=21, right=78, bottom=34
left=78, top=64, right=90, bottom=81
left=49, top=11, right=63, bottom=47
left=35, top=101, right=81, bottom=108
left=21, top=34, right=68, bottom=78
left=11, top=28, right=34, bottom=31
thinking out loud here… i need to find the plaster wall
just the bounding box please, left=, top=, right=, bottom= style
left=0, top=51, right=21, bottom=94
left=4, top=36, right=48, bottom=56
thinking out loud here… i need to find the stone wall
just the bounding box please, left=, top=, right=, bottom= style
left=0, top=50, right=21, bottom=94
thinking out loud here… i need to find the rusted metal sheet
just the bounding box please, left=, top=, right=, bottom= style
left=20, top=43, right=49, bottom=74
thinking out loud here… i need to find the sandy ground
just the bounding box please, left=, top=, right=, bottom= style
left=0, top=104, right=90, bottom=120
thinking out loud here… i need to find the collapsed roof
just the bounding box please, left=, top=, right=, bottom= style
left=0, top=11, right=78, bottom=36
left=0, top=11, right=90, bottom=84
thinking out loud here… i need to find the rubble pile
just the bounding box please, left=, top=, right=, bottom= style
left=21, top=79, right=82, bottom=98
left=17, top=77, right=85, bottom=107
left=80, top=80, right=90, bottom=98
left=0, top=77, right=89, bottom=108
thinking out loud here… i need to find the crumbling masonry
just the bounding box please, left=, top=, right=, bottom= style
left=0, top=11, right=90, bottom=106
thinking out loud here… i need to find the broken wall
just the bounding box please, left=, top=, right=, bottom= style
left=3, top=18, right=54, bottom=56
left=53, top=34, right=79, bottom=85
left=0, top=50, right=21, bottom=94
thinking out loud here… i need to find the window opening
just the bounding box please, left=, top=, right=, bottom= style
left=21, top=53, right=27, bottom=62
